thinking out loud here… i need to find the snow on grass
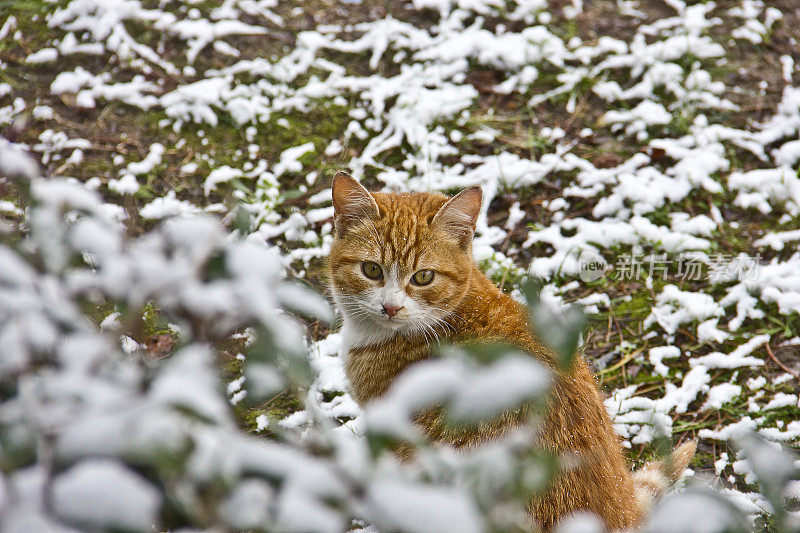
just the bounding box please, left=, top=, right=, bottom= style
left=3, top=0, right=800, bottom=526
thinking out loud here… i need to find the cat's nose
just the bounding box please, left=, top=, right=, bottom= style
left=382, top=304, right=404, bottom=318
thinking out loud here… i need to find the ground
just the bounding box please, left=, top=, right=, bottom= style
left=1, top=0, right=799, bottom=527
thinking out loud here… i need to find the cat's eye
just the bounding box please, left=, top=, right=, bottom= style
left=361, top=261, right=383, bottom=279
left=411, top=269, right=435, bottom=286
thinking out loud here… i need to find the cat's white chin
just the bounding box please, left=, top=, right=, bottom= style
left=338, top=311, right=422, bottom=351
left=364, top=312, right=414, bottom=333
left=340, top=315, right=394, bottom=351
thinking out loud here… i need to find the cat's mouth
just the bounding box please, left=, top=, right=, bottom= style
left=378, top=311, right=414, bottom=330
left=382, top=314, right=405, bottom=326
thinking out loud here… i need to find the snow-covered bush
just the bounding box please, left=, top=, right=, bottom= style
left=0, top=143, right=797, bottom=532
left=0, top=142, right=554, bottom=532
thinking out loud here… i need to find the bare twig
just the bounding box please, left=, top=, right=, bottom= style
left=764, top=341, right=800, bottom=380
left=599, top=345, right=646, bottom=376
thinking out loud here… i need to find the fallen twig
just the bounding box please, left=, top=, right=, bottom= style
left=599, top=345, right=646, bottom=376
left=764, top=341, right=800, bottom=380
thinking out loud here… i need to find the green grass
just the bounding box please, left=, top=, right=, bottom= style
left=3, top=3, right=799, bottom=525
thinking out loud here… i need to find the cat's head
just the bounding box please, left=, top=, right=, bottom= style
left=328, top=172, right=482, bottom=338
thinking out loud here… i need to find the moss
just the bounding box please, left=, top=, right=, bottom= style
left=690, top=449, right=716, bottom=469
left=237, top=390, right=305, bottom=434
left=609, top=290, right=656, bottom=322
left=141, top=302, right=173, bottom=337
left=0, top=1, right=52, bottom=20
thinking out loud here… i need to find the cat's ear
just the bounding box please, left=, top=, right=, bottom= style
left=331, top=171, right=379, bottom=234
left=432, top=185, right=482, bottom=247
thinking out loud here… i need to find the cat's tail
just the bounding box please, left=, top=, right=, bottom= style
left=631, top=440, right=697, bottom=515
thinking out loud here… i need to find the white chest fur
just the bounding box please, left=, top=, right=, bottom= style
left=339, top=316, right=397, bottom=358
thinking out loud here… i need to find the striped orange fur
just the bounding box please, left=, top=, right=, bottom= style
left=328, top=172, right=694, bottom=531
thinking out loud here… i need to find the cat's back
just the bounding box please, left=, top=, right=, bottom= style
left=447, top=269, right=557, bottom=366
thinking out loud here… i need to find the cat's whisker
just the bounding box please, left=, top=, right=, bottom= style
left=421, top=306, right=460, bottom=335
left=428, top=318, right=447, bottom=343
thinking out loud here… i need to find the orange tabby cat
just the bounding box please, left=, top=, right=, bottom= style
left=328, top=171, right=695, bottom=531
